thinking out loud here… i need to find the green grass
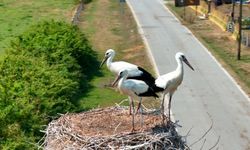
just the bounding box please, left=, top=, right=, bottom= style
left=75, top=0, right=155, bottom=109
left=77, top=68, right=126, bottom=110
left=0, top=0, right=154, bottom=110
left=79, top=0, right=98, bottom=35
left=0, top=0, right=77, bottom=53
left=75, top=0, right=128, bottom=109
left=202, top=36, right=250, bottom=87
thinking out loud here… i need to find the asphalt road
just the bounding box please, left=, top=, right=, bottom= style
left=126, top=0, right=250, bottom=149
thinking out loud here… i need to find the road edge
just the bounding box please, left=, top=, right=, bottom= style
left=126, top=0, right=176, bottom=123
left=159, top=0, right=250, bottom=101
left=126, top=0, right=160, bottom=77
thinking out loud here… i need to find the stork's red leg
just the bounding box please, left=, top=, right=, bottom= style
left=131, top=97, right=135, bottom=132
left=129, top=98, right=132, bottom=115
left=161, top=94, right=166, bottom=125
left=128, top=96, right=133, bottom=115
left=136, top=100, right=142, bottom=114
left=168, top=94, right=172, bottom=123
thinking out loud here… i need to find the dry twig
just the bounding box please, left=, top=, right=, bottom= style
left=189, top=112, right=214, bottom=147
left=208, top=136, right=220, bottom=150
left=41, top=107, right=190, bottom=150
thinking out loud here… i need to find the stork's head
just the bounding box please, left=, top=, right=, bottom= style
left=176, top=52, right=194, bottom=71
left=111, top=69, right=128, bottom=87
left=105, top=49, right=115, bottom=58
left=100, top=49, right=115, bottom=68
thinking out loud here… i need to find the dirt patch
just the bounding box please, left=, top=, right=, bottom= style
left=240, top=129, right=250, bottom=149
left=122, top=45, right=145, bottom=60
left=79, top=0, right=153, bottom=73
left=79, top=0, right=123, bottom=51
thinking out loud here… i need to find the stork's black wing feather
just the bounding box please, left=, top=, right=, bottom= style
left=137, top=86, right=159, bottom=98
left=127, top=66, right=164, bottom=93
left=127, top=67, right=155, bottom=84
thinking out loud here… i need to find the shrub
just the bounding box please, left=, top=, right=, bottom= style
left=0, top=20, right=98, bottom=149
left=9, top=20, right=97, bottom=79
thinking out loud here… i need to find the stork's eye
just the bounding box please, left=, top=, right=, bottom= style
left=181, top=55, right=185, bottom=60
left=120, top=71, right=125, bottom=76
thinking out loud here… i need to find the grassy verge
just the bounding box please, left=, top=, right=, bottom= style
left=77, top=0, right=158, bottom=109
left=166, top=2, right=250, bottom=96
left=0, top=0, right=77, bottom=53
left=0, top=0, right=157, bottom=110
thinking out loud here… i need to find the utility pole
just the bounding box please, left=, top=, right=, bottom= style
left=183, top=0, right=186, bottom=20
left=237, top=0, right=242, bottom=60
left=183, top=6, right=186, bottom=20
left=231, top=0, right=235, bottom=22
left=207, top=0, right=212, bottom=14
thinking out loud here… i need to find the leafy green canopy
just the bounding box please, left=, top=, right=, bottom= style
left=9, top=21, right=97, bottom=77
left=0, top=20, right=98, bottom=149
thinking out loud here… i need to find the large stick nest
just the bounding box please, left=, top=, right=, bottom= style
left=41, top=107, right=190, bottom=149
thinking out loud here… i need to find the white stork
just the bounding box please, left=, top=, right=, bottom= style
left=100, top=49, right=156, bottom=86
left=112, top=69, right=159, bottom=131
left=153, top=52, right=194, bottom=123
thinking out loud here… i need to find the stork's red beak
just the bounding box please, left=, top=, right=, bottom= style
left=183, top=57, right=194, bottom=71
left=112, top=74, right=122, bottom=87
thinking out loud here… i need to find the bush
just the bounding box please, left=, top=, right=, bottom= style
left=0, top=20, right=98, bottom=149
left=9, top=20, right=97, bottom=78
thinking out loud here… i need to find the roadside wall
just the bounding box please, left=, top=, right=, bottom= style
left=190, top=0, right=250, bottom=47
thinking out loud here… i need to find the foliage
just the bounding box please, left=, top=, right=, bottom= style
left=0, top=20, right=98, bottom=149
left=9, top=20, right=97, bottom=77
left=242, top=17, right=250, bottom=26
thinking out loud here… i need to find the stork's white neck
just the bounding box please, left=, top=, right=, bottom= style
left=175, top=57, right=184, bottom=80
left=118, top=73, right=128, bottom=87
left=106, top=54, right=114, bottom=68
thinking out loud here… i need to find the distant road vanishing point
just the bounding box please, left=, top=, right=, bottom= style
left=127, top=0, right=250, bottom=149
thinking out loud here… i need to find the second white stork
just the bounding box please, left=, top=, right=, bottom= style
left=100, top=49, right=156, bottom=86
left=112, top=69, right=159, bottom=131
left=153, top=52, right=194, bottom=123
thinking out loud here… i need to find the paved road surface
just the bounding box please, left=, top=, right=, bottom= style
left=127, top=0, right=250, bottom=149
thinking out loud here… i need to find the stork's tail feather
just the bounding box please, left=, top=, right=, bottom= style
left=137, top=67, right=156, bottom=84
left=138, top=87, right=159, bottom=98
left=152, top=85, right=165, bottom=93
left=126, top=66, right=164, bottom=94
left=127, top=67, right=156, bottom=88
left=132, top=66, right=164, bottom=93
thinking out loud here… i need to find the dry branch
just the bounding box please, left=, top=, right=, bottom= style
left=208, top=136, right=220, bottom=150
left=189, top=112, right=214, bottom=147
